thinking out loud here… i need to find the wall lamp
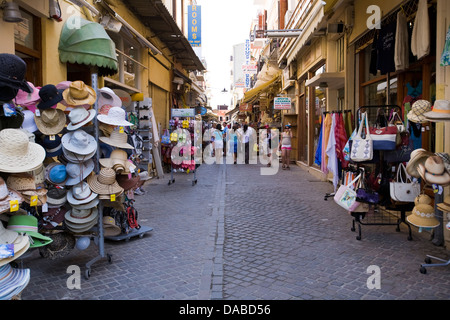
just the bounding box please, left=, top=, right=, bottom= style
left=1, top=1, right=23, bottom=23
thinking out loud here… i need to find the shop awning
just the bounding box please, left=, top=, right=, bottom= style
left=58, top=16, right=118, bottom=77
left=241, top=73, right=281, bottom=104
left=305, top=71, right=345, bottom=90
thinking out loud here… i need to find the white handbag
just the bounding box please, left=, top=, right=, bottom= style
left=350, top=112, right=373, bottom=162
left=390, top=163, right=421, bottom=202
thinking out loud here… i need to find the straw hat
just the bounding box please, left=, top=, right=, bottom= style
left=61, top=129, right=97, bottom=156
left=99, top=149, right=136, bottom=174
left=87, top=167, right=123, bottom=196
left=437, top=195, right=450, bottom=212
left=103, top=216, right=121, bottom=237
left=20, top=110, right=38, bottom=133
left=407, top=100, right=432, bottom=124
left=0, top=233, right=29, bottom=267
left=99, top=130, right=134, bottom=149
left=6, top=173, right=47, bottom=200
left=38, top=232, right=75, bottom=260
left=45, top=162, right=68, bottom=186
left=65, top=207, right=98, bottom=225
left=41, top=205, right=69, bottom=230
left=406, top=148, right=434, bottom=178
left=66, top=106, right=96, bottom=131
left=407, top=203, right=440, bottom=228
left=46, top=186, right=67, bottom=208
left=98, top=87, right=122, bottom=108
left=97, top=106, right=133, bottom=127
left=62, top=81, right=96, bottom=106
left=0, top=129, right=46, bottom=173
left=34, top=108, right=66, bottom=135
left=0, top=177, right=23, bottom=215
left=37, top=84, right=64, bottom=110
left=67, top=181, right=98, bottom=206
left=414, top=194, right=432, bottom=206
left=419, top=155, right=450, bottom=186
left=424, top=100, right=450, bottom=122
left=436, top=153, right=450, bottom=174
left=64, top=159, right=94, bottom=186
left=7, top=215, right=53, bottom=248
left=28, top=163, right=44, bottom=185
left=0, top=264, right=30, bottom=300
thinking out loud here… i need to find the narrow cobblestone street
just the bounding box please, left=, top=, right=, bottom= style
left=20, top=160, right=450, bottom=300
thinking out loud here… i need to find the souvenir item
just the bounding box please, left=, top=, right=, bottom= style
left=390, top=163, right=421, bottom=202
left=334, top=173, right=363, bottom=212
left=350, top=112, right=373, bottom=162
left=7, top=215, right=53, bottom=248
left=407, top=100, right=431, bottom=124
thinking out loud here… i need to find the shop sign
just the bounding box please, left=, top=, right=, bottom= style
left=172, top=108, right=195, bottom=117
left=242, top=64, right=258, bottom=75
left=239, top=103, right=252, bottom=112
left=273, top=97, right=291, bottom=110
left=188, top=5, right=201, bottom=47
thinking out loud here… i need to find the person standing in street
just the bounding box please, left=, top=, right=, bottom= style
left=228, top=123, right=239, bottom=164
left=212, top=123, right=223, bottom=164
left=280, top=124, right=293, bottom=169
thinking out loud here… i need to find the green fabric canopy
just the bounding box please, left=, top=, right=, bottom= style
left=59, top=16, right=118, bottom=76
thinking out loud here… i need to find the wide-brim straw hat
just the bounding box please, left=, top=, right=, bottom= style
left=99, top=149, right=136, bottom=174
left=98, top=87, right=122, bottom=108
left=87, top=167, right=123, bottom=195
left=65, top=207, right=98, bottom=224
left=34, top=108, right=66, bottom=136
left=38, top=232, right=75, bottom=260
left=97, top=106, right=133, bottom=127
left=67, top=181, right=98, bottom=205
left=64, top=159, right=95, bottom=186
left=418, top=155, right=450, bottom=186
left=407, top=100, right=432, bottom=124
left=0, top=176, right=24, bottom=215
left=0, top=129, right=46, bottom=173
left=0, top=264, right=30, bottom=300
left=437, top=195, right=450, bottom=212
left=6, top=173, right=47, bottom=197
left=406, top=148, right=434, bottom=178
left=99, top=130, right=134, bottom=149
left=407, top=204, right=440, bottom=228
left=66, top=106, right=96, bottom=131
left=62, top=80, right=96, bottom=106
left=103, top=216, right=121, bottom=237
left=61, top=129, right=97, bottom=156
left=424, top=100, right=450, bottom=121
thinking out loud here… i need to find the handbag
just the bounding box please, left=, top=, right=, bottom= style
left=161, top=129, right=171, bottom=145
left=356, top=177, right=380, bottom=204
left=369, top=109, right=398, bottom=150
left=350, top=112, right=373, bottom=162
left=390, top=163, right=421, bottom=202
left=334, top=173, right=363, bottom=212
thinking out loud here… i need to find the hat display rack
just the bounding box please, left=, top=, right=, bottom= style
left=0, top=54, right=153, bottom=293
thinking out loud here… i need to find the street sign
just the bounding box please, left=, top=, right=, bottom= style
left=274, top=97, right=292, bottom=110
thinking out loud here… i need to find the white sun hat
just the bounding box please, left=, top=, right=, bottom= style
left=67, top=181, right=98, bottom=205
left=66, top=106, right=96, bottom=131
left=97, top=106, right=133, bottom=127
left=0, top=129, right=46, bottom=173
left=98, top=87, right=122, bottom=108
left=61, top=129, right=97, bottom=156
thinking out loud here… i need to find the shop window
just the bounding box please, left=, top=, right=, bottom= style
left=14, top=8, right=42, bottom=86
left=363, top=77, right=397, bottom=106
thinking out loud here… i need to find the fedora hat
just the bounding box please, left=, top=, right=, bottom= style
left=64, top=159, right=94, bottom=186
left=99, top=149, right=136, bottom=174
left=34, top=108, right=66, bottom=135
left=46, top=186, right=67, bottom=208
left=97, top=106, right=133, bottom=127
left=42, top=134, right=63, bottom=157
left=98, top=87, right=122, bottom=108
left=103, top=216, right=121, bottom=237
left=437, top=195, right=450, bottom=212
left=41, top=205, right=68, bottom=230
left=45, top=162, right=68, bottom=186
left=61, top=129, right=97, bottom=156
left=0, top=264, right=30, bottom=300
left=424, top=100, right=450, bottom=122
left=407, top=100, right=432, bottom=124
left=66, top=106, right=96, bottom=131
left=70, top=195, right=99, bottom=210
left=36, top=84, right=64, bottom=110
left=407, top=203, right=440, bottom=228
left=0, top=54, right=32, bottom=94
left=87, top=167, right=123, bottom=196
left=65, top=207, right=98, bottom=225
left=0, top=177, right=23, bottom=215
left=406, top=148, right=434, bottom=178
left=67, top=181, right=98, bottom=206
left=62, top=146, right=96, bottom=163
left=7, top=215, right=53, bottom=248
left=419, top=155, right=450, bottom=186
left=14, top=82, right=40, bottom=110
left=99, top=130, right=134, bottom=149
left=62, top=81, right=96, bottom=106
left=20, top=110, right=38, bottom=133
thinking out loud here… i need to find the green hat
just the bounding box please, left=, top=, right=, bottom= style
left=7, top=215, right=53, bottom=248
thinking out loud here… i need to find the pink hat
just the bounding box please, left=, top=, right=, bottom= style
left=14, top=81, right=40, bottom=112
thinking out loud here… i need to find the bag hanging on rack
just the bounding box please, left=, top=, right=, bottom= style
left=390, top=163, right=421, bottom=202
left=161, top=129, right=171, bottom=145
left=350, top=112, right=373, bottom=162
left=356, top=172, right=380, bottom=204
left=334, top=173, right=363, bottom=212
left=369, top=109, right=398, bottom=150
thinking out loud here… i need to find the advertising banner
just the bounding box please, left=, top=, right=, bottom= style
left=188, top=5, right=201, bottom=47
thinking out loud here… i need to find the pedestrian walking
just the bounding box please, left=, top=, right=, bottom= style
left=262, top=125, right=273, bottom=167
left=228, top=123, right=239, bottom=164
left=242, top=124, right=250, bottom=164
left=280, top=123, right=293, bottom=169
left=212, top=123, right=223, bottom=164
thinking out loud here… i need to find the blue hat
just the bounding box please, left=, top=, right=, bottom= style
left=45, top=162, right=67, bottom=186
left=42, top=134, right=63, bottom=157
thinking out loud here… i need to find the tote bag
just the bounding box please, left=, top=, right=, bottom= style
left=369, top=110, right=398, bottom=150
left=350, top=112, right=373, bottom=162
left=334, top=173, right=363, bottom=211
left=390, top=163, right=421, bottom=202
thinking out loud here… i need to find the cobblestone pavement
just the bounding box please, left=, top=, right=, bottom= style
left=19, top=159, right=450, bottom=300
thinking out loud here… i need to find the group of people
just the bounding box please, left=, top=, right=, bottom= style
left=209, top=122, right=293, bottom=169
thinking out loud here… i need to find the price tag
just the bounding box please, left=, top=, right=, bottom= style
left=421, top=126, right=425, bottom=132
left=42, top=202, right=48, bottom=213
left=119, top=127, right=124, bottom=133
left=35, top=109, right=40, bottom=117
left=10, top=200, right=19, bottom=212
left=30, top=195, right=38, bottom=206
left=110, top=194, right=116, bottom=202
left=49, top=135, right=55, bottom=141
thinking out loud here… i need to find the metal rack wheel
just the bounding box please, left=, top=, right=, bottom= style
left=85, top=268, right=91, bottom=280
left=420, top=266, right=427, bottom=274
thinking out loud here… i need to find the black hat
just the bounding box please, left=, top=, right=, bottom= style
left=0, top=54, right=32, bottom=97
left=37, top=84, right=64, bottom=110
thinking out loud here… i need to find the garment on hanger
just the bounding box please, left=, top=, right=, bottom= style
left=314, top=115, right=323, bottom=167
left=377, top=20, right=397, bottom=75
left=345, top=111, right=353, bottom=137
left=326, top=114, right=338, bottom=191
left=441, top=25, right=450, bottom=66
left=335, top=113, right=349, bottom=168
left=395, top=10, right=409, bottom=71
left=411, top=0, right=430, bottom=60
left=321, top=113, right=333, bottom=174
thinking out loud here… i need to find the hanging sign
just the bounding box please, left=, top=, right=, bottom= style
left=188, top=5, right=201, bottom=47
left=239, top=103, right=252, bottom=112
left=274, top=97, right=292, bottom=110
left=172, top=108, right=195, bottom=117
